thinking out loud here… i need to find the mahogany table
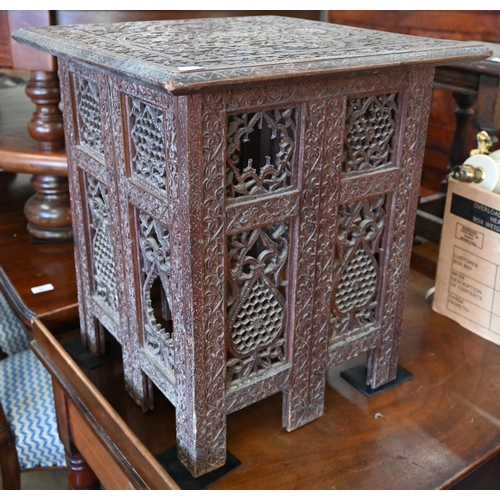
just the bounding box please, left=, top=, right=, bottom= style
left=12, top=16, right=491, bottom=478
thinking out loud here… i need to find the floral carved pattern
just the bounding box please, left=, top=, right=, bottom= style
left=330, top=195, right=386, bottom=342
left=87, top=175, right=119, bottom=311
left=226, top=222, right=289, bottom=387
left=75, top=75, right=104, bottom=155
left=226, top=108, right=296, bottom=198
left=137, top=211, right=174, bottom=374
left=129, top=97, right=166, bottom=194
left=343, top=93, right=398, bottom=174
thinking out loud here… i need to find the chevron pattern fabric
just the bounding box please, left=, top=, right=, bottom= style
left=0, top=346, right=66, bottom=468
left=0, top=290, right=30, bottom=356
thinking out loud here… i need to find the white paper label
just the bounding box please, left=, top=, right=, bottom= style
left=31, top=283, right=55, bottom=294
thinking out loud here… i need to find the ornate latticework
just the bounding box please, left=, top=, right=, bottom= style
left=226, top=108, right=295, bottom=198
left=137, top=211, right=174, bottom=373
left=87, top=176, right=119, bottom=311
left=330, top=195, right=386, bottom=342
left=129, top=98, right=166, bottom=194
left=226, top=222, right=289, bottom=386
left=75, top=76, right=104, bottom=154
left=343, top=94, right=398, bottom=174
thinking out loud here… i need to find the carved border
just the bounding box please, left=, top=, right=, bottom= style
left=340, top=167, right=399, bottom=204
left=226, top=191, right=300, bottom=235
left=226, top=71, right=408, bottom=111
left=367, top=67, right=435, bottom=388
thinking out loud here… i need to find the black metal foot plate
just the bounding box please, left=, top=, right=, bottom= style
left=340, top=364, right=413, bottom=397
left=63, top=338, right=122, bottom=369
left=155, top=445, right=241, bottom=490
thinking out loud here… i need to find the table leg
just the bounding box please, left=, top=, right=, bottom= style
left=52, top=380, right=100, bottom=490
left=24, top=70, right=72, bottom=241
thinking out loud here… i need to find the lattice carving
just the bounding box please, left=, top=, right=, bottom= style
left=137, top=211, right=174, bottom=373
left=226, top=222, right=289, bottom=387
left=75, top=75, right=104, bottom=154
left=87, top=176, right=118, bottom=311
left=129, top=98, right=166, bottom=194
left=343, top=94, right=398, bottom=174
left=330, top=195, right=386, bottom=342
left=226, top=108, right=295, bottom=198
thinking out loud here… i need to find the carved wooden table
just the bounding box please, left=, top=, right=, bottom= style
left=12, top=16, right=491, bottom=478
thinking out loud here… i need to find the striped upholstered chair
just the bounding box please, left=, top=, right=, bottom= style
left=0, top=290, right=65, bottom=489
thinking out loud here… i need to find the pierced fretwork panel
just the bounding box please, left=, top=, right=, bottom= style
left=226, top=222, right=289, bottom=387
left=75, top=75, right=104, bottom=155
left=128, top=98, right=166, bottom=194
left=226, top=108, right=296, bottom=198
left=87, top=176, right=119, bottom=311
left=330, top=195, right=386, bottom=343
left=137, top=211, right=174, bottom=374
left=343, top=94, right=398, bottom=174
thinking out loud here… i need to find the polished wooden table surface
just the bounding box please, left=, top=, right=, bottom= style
left=2, top=172, right=500, bottom=489
left=31, top=254, right=500, bottom=489
left=0, top=173, right=76, bottom=327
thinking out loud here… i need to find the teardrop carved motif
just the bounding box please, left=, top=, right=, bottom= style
left=87, top=176, right=118, bottom=311
left=331, top=195, right=386, bottom=340
left=227, top=222, right=288, bottom=364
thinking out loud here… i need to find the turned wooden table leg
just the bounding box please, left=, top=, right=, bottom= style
left=0, top=403, right=21, bottom=490
left=24, top=70, right=72, bottom=241
left=52, top=380, right=100, bottom=490
left=24, top=174, right=72, bottom=241
left=448, top=92, right=477, bottom=169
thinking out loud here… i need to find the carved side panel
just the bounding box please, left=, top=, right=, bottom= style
left=329, top=195, right=385, bottom=343
left=226, top=222, right=289, bottom=388
left=343, top=93, right=398, bottom=174
left=366, top=67, right=435, bottom=388
left=283, top=97, right=344, bottom=431
left=107, top=77, right=177, bottom=409
left=86, top=175, right=119, bottom=314
left=74, top=72, right=105, bottom=156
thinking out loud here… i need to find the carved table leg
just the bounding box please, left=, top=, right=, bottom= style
left=24, top=70, right=72, bottom=241
left=52, top=380, right=100, bottom=490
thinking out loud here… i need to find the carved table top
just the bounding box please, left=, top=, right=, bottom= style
left=12, top=16, right=491, bottom=94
